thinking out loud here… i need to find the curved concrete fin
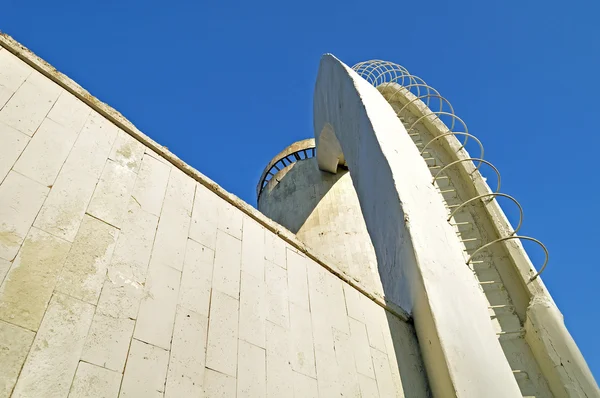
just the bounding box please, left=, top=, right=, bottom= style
left=313, top=53, right=522, bottom=397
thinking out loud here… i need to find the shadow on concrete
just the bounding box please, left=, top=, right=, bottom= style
left=258, top=157, right=432, bottom=396
left=257, top=158, right=343, bottom=234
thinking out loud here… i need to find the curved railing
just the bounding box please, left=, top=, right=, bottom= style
left=352, top=60, right=548, bottom=282
left=256, top=138, right=316, bottom=200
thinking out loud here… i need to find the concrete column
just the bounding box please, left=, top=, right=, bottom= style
left=313, top=54, right=522, bottom=397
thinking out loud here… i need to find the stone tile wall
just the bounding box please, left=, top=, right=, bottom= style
left=0, top=47, right=428, bottom=397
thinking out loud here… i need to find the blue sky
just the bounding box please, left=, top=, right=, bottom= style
left=2, top=0, right=598, bottom=378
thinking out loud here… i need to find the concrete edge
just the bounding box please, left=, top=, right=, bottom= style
left=0, top=32, right=410, bottom=323
left=256, top=138, right=315, bottom=200
left=378, top=81, right=600, bottom=396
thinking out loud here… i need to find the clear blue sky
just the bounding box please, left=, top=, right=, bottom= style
left=2, top=0, right=598, bottom=379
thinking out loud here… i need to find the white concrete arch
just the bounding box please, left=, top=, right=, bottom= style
left=313, top=54, right=522, bottom=397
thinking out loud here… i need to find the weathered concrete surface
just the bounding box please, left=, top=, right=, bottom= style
left=377, top=78, right=599, bottom=397
left=0, top=38, right=422, bottom=397
left=259, top=156, right=384, bottom=299
left=526, top=296, right=600, bottom=397
left=0, top=33, right=407, bottom=322
left=313, top=53, right=521, bottom=397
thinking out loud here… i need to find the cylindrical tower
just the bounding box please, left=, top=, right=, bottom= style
left=257, top=138, right=384, bottom=297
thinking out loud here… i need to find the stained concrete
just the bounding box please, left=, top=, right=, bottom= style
left=0, top=39, right=423, bottom=397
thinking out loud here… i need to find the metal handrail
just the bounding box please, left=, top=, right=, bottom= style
left=466, top=236, right=548, bottom=282
left=352, top=59, right=550, bottom=281
left=432, top=158, right=501, bottom=192
left=257, top=144, right=316, bottom=200
left=447, top=193, right=523, bottom=235
left=420, top=132, right=483, bottom=161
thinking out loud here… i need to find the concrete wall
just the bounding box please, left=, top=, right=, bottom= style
left=375, top=79, right=599, bottom=398
left=313, top=54, right=523, bottom=397
left=258, top=156, right=385, bottom=300
left=0, top=38, right=429, bottom=397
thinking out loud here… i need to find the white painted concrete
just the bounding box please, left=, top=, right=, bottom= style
left=313, top=54, right=521, bottom=397
left=0, top=42, right=427, bottom=397
left=259, top=156, right=384, bottom=300
left=2, top=35, right=592, bottom=398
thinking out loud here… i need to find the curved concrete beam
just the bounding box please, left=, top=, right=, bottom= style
left=313, top=54, right=522, bottom=397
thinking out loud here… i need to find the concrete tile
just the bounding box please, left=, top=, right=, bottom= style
left=12, top=117, right=78, bottom=186
left=109, top=130, right=146, bottom=173
left=0, top=70, right=61, bottom=136
left=96, top=199, right=158, bottom=319
left=333, top=329, right=361, bottom=398
left=33, top=167, right=98, bottom=242
left=0, top=49, right=32, bottom=91
left=81, top=313, right=135, bottom=372
left=308, top=294, right=335, bottom=356
left=163, top=168, right=195, bottom=214
left=217, top=200, right=243, bottom=240
left=315, top=348, right=340, bottom=397
left=358, top=373, right=380, bottom=398
left=68, top=362, right=121, bottom=398
left=265, top=322, right=294, bottom=398
left=0, top=171, right=49, bottom=261
left=0, top=227, right=71, bottom=330
left=0, top=121, right=29, bottom=183
left=87, top=160, right=138, bottom=228
left=0, top=320, right=35, bottom=397
left=62, top=111, right=119, bottom=176
left=0, top=84, right=11, bottom=109
left=349, top=318, right=375, bottom=379
left=0, top=258, right=10, bottom=286
left=134, top=262, right=181, bottom=350
left=119, top=339, right=169, bottom=398
left=46, top=91, right=91, bottom=133
left=306, top=264, right=342, bottom=357
left=108, top=198, right=159, bottom=283
left=0, top=84, right=14, bottom=110
left=241, top=216, right=265, bottom=280
left=288, top=302, right=316, bottom=378
left=292, top=371, right=318, bottom=398
left=322, top=267, right=349, bottom=334
left=189, top=219, right=217, bottom=251
left=165, top=306, right=208, bottom=398
left=306, top=257, right=328, bottom=295
left=212, top=229, right=242, bottom=299
left=361, top=296, right=387, bottom=353
left=131, top=154, right=171, bottom=217
left=239, top=271, right=266, bottom=348
left=265, top=260, right=289, bottom=329
left=179, top=239, right=214, bottom=317
left=265, top=321, right=289, bottom=358
left=205, top=290, right=239, bottom=377
left=12, top=294, right=95, bottom=398
left=55, top=215, right=119, bottom=304
left=237, top=340, right=266, bottom=397
left=371, top=348, right=397, bottom=397
left=286, top=248, right=310, bottom=310
left=144, top=147, right=171, bottom=165
left=34, top=112, right=118, bottom=242
left=96, top=278, right=143, bottom=323
left=342, top=283, right=364, bottom=322
left=264, top=232, right=286, bottom=269
left=189, top=184, right=219, bottom=249
left=383, top=315, right=428, bottom=396
left=149, top=168, right=194, bottom=272
left=203, top=368, right=235, bottom=398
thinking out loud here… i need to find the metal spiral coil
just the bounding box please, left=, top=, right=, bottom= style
left=352, top=60, right=547, bottom=282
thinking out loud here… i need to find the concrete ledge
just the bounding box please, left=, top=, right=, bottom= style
left=0, top=32, right=409, bottom=323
